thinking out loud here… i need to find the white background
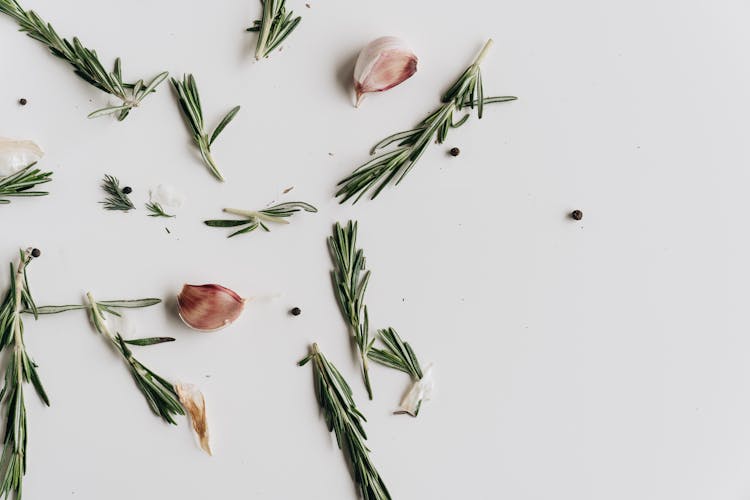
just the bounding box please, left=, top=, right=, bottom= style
left=1, top=0, right=749, bottom=498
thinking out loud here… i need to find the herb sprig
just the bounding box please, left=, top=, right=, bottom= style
left=329, top=221, right=374, bottom=399
left=0, top=248, right=49, bottom=499
left=336, top=39, right=517, bottom=203
left=0, top=164, right=52, bottom=204
left=247, top=0, right=301, bottom=60
left=368, top=328, right=429, bottom=417
left=299, top=344, right=391, bottom=500
left=0, top=0, right=168, bottom=120
left=146, top=202, right=174, bottom=218
left=204, top=201, right=317, bottom=238
left=85, top=294, right=185, bottom=424
left=171, top=74, right=240, bottom=182
left=100, top=175, right=134, bottom=211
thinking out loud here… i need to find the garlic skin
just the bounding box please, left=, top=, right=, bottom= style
left=175, top=383, right=212, bottom=455
left=0, top=137, right=44, bottom=177
left=150, top=184, right=186, bottom=210
left=353, top=36, right=418, bottom=107
left=177, top=284, right=246, bottom=332
left=396, top=364, right=434, bottom=417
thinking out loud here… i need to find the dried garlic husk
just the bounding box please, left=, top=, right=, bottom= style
left=396, top=364, right=434, bottom=417
left=177, top=284, right=246, bottom=332
left=0, top=137, right=44, bottom=177
left=176, top=383, right=212, bottom=455
left=353, top=36, right=418, bottom=107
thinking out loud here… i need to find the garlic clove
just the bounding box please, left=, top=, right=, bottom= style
left=175, top=383, right=212, bottom=455
left=0, top=137, right=44, bottom=177
left=353, top=36, right=418, bottom=107
left=396, top=364, right=434, bottom=417
left=177, top=284, right=246, bottom=332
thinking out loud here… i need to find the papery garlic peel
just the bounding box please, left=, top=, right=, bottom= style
left=0, top=137, right=43, bottom=177
left=176, top=383, right=211, bottom=455
left=353, top=36, right=418, bottom=107
left=177, top=284, right=245, bottom=332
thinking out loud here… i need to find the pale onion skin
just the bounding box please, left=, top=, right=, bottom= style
left=0, top=137, right=44, bottom=177
left=353, top=36, right=418, bottom=107
left=177, top=284, right=246, bottom=332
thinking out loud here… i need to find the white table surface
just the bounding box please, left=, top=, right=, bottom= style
left=2, top=0, right=750, bottom=498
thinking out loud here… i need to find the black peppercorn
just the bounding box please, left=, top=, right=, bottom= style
left=449, top=147, right=460, bottom=157
left=290, top=307, right=301, bottom=316
left=122, top=186, right=133, bottom=194
left=18, top=98, right=27, bottom=106
left=31, top=248, right=41, bottom=258
left=570, top=210, right=583, bottom=221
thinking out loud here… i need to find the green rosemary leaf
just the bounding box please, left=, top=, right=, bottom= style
left=97, top=298, right=161, bottom=309
left=336, top=39, right=517, bottom=203
left=0, top=0, right=167, bottom=120
left=204, top=201, right=317, bottom=238
left=30, top=304, right=86, bottom=315
left=300, top=344, right=391, bottom=500
left=100, top=175, right=135, bottom=211
left=0, top=163, right=53, bottom=204
left=171, top=74, right=240, bottom=182
left=145, top=202, right=175, bottom=218
left=209, top=105, right=241, bottom=146
left=250, top=0, right=302, bottom=60
left=123, top=337, right=175, bottom=346
left=329, top=221, right=374, bottom=399
left=86, top=293, right=184, bottom=424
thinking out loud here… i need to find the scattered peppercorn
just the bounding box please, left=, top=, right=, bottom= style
left=290, top=307, right=302, bottom=316
left=570, top=210, right=583, bottom=221
left=31, top=248, right=41, bottom=258
left=18, top=98, right=27, bottom=106
left=449, top=147, right=460, bottom=157
left=122, top=186, right=133, bottom=194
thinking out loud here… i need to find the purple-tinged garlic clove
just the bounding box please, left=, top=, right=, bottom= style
left=177, top=284, right=245, bottom=332
left=353, top=36, right=418, bottom=107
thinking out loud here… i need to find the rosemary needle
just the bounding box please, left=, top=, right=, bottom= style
left=100, top=175, right=135, bottom=211
left=204, top=201, right=317, bottom=237
left=247, top=0, right=302, bottom=60
left=336, top=39, right=517, bottom=203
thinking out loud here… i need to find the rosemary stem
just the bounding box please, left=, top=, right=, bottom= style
left=474, top=38, right=494, bottom=66
left=11, top=250, right=32, bottom=348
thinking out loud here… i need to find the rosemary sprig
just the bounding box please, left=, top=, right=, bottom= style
left=0, top=0, right=168, bottom=120
left=247, top=0, right=301, bottom=60
left=171, top=74, right=240, bottom=182
left=85, top=294, right=185, bottom=424
left=0, top=248, right=49, bottom=499
left=204, top=201, right=317, bottom=238
left=299, top=344, right=390, bottom=500
left=368, top=328, right=428, bottom=417
left=100, top=175, right=134, bottom=212
left=336, top=39, right=517, bottom=203
left=146, top=202, right=174, bottom=218
left=329, top=221, right=374, bottom=399
left=0, top=164, right=52, bottom=205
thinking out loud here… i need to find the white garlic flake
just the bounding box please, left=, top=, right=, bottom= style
left=0, top=137, right=44, bottom=177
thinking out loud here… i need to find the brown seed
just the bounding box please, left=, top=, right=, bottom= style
left=18, top=98, right=27, bottom=106
left=31, top=248, right=41, bottom=258
left=290, top=307, right=301, bottom=316
left=570, top=210, right=583, bottom=221
left=449, top=147, right=460, bottom=157
left=122, top=186, right=132, bottom=194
